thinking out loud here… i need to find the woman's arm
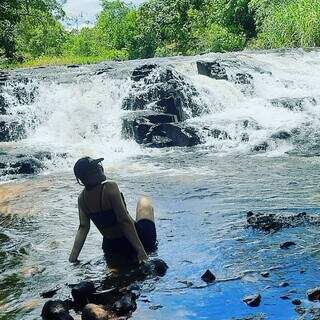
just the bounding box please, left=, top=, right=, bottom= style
left=109, top=182, right=148, bottom=263
left=69, top=197, right=90, bottom=263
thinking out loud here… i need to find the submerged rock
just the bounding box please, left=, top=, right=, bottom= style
left=292, top=299, right=302, bottom=306
left=269, top=97, right=316, bottom=111
left=307, top=287, right=320, bottom=301
left=71, top=281, right=96, bottom=309
left=280, top=241, right=296, bottom=249
left=41, top=300, right=73, bottom=320
left=246, top=211, right=320, bottom=232
left=41, top=287, right=61, bottom=299
left=113, top=292, right=137, bottom=316
left=243, top=294, right=261, bottom=307
left=201, top=270, right=216, bottom=283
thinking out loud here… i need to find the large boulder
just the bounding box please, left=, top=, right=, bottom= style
left=41, top=300, right=74, bottom=320
left=123, top=64, right=206, bottom=121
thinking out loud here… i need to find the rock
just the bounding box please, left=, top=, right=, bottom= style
left=201, top=270, right=216, bottom=283
left=203, top=127, right=230, bottom=140
left=41, top=287, right=61, bottom=299
left=41, top=300, right=74, bottom=320
left=122, top=111, right=178, bottom=143
left=0, top=95, right=8, bottom=114
left=196, top=61, right=228, bottom=80
left=271, top=131, right=291, bottom=140
left=82, top=304, right=114, bottom=320
left=89, top=288, right=120, bottom=306
left=149, top=305, right=163, bottom=310
left=270, top=97, right=316, bottom=111
left=234, top=72, right=253, bottom=85
left=145, top=123, right=201, bottom=148
left=150, top=258, right=168, bottom=277
left=261, top=272, right=269, bottom=278
left=280, top=295, right=290, bottom=300
left=0, top=120, right=25, bottom=142
left=246, top=211, right=320, bottom=232
left=280, top=241, right=296, bottom=249
left=123, top=65, right=205, bottom=121
left=113, top=292, right=137, bottom=316
left=292, top=299, right=302, bottom=305
left=307, top=287, right=320, bottom=301
left=71, top=281, right=96, bottom=309
left=279, top=282, right=289, bottom=288
left=252, top=142, right=268, bottom=152
left=243, top=294, right=261, bottom=307
left=131, top=64, right=158, bottom=82
left=9, top=158, right=43, bottom=174
left=67, top=65, right=79, bottom=68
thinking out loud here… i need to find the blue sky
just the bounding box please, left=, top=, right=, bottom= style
left=63, top=0, right=144, bottom=28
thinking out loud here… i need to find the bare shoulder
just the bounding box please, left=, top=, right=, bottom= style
left=103, top=181, right=120, bottom=195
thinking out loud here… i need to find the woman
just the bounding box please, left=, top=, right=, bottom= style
left=69, top=157, right=157, bottom=267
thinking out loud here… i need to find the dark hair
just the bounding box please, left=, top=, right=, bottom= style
left=73, top=157, right=106, bottom=189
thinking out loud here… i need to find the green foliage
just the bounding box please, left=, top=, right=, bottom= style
left=253, top=0, right=320, bottom=48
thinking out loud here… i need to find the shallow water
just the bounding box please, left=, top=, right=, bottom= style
left=1, top=49, right=320, bottom=319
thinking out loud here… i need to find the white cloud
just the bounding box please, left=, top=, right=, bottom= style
left=63, top=0, right=145, bottom=28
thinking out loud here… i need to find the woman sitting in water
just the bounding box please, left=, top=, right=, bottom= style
left=69, top=157, right=157, bottom=267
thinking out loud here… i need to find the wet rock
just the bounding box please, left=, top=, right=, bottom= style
left=10, top=158, right=43, bottom=174
left=89, top=288, right=120, bottom=306
left=271, top=131, right=291, bottom=140
left=307, top=287, right=320, bottom=301
left=280, top=295, right=290, bottom=300
left=41, top=300, right=74, bottom=320
left=71, top=281, right=96, bottom=309
left=0, top=95, right=8, bottom=114
left=149, top=305, right=163, bottom=310
left=67, top=65, right=79, bottom=68
left=113, top=292, right=137, bottom=316
left=260, top=272, right=269, bottom=278
left=292, top=299, right=302, bottom=305
left=252, top=142, right=268, bottom=152
left=246, top=211, right=320, bottom=232
left=270, top=97, right=316, bottom=111
left=41, top=287, right=61, bottom=299
left=203, top=127, right=230, bottom=140
left=280, top=241, right=296, bottom=249
left=82, top=304, right=114, bottom=320
left=233, top=72, right=253, bottom=85
left=243, top=294, right=261, bottom=307
left=145, top=123, right=201, bottom=148
left=123, top=65, right=204, bottom=121
left=131, top=64, right=158, bottom=82
left=279, top=282, right=289, bottom=288
left=0, top=120, right=25, bottom=142
left=201, top=270, right=216, bottom=283
left=196, top=61, right=228, bottom=80
left=141, top=258, right=169, bottom=277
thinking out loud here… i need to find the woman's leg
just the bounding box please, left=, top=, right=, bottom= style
left=135, top=196, right=155, bottom=222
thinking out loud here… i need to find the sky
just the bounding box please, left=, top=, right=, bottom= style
left=63, top=0, right=145, bottom=28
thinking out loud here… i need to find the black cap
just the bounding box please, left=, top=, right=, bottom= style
left=73, top=156, right=104, bottom=179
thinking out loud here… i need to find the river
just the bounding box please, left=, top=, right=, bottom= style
left=1, top=49, right=320, bottom=320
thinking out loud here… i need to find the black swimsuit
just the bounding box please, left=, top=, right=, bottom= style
left=82, top=184, right=157, bottom=260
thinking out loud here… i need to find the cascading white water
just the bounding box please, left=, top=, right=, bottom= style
left=1, top=49, right=320, bottom=177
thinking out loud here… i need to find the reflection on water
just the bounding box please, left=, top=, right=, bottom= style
left=1, top=154, right=320, bottom=319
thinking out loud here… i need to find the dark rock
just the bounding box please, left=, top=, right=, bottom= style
left=150, top=258, right=168, bottom=277
left=71, top=281, right=96, bottom=309
left=82, top=304, right=114, bottom=320
left=9, top=158, right=43, bottom=174
left=243, top=294, right=261, bottom=307
left=89, top=288, right=120, bottom=306
left=292, top=299, right=302, bottom=305
left=271, top=131, right=291, bottom=140
left=67, top=65, right=79, bottom=68
left=145, top=123, right=201, bottom=148
left=123, top=65, right=204, bottom=121
left=252, top=142, right=268, bottom=152
left=113, top=292, right=137, bottom=316
left=280, top=241, right=296, bottom=249
left=246, top=211, right=320, bottom=232
left=270, top=97, right=316, bottom=111
left=0, top=120, right=25, bottom=142
left=307, top=287, right=320, bottom=301
left=203, top=127, right=230, bottom=140
left=279, top=282, right=289, bottom=288
left=0, top=95, right=8, bottom=114
left=196, top=61, right=228, bottom=80
left=201, top=270, right=216, bottom=283
left=41, top=287, right=61, bottom=299
left=261, top=272, right=269, bottom=278
left=280, top=295, right=290, bottom=300
left=149, top=305, right=163, bottom=310
left=41, top=300, right=74, bottom=320
left=234, top=72, right=253, bottom=85
left=131, top=64, right=158, bottom=82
